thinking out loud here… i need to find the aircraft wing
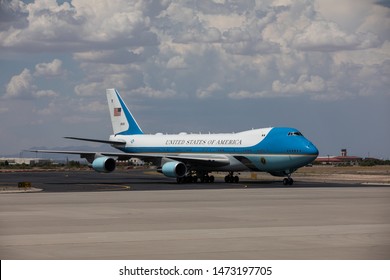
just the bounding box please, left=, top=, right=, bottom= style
left=29, top=150, right=230, bottom=168
left=28, top=150, right=115, bottom=163
left=162, top=154, right=230, bottom=168
left=64, top=137, right=126, bottom=145
left=28, top=149, right=141, bottom=163
left=39, top=135, right=230, bottom=167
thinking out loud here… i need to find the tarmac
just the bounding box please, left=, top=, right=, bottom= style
left=0, top=169, right=389, bottom=259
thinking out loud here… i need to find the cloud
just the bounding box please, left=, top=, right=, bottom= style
left=4, top=60, right=61, bottom=99
left=0, top=0, right=156, bottom=52
left=4, top=68, right=34, bottom=99
left=33, top=90, right=59, bottom=98
left=272, top=75, right=326, bottom=95
left=196, top=83, right=222, bottom=99
left=1, top=0, right=390, bottom=104
left=34, top=101, right=56, bottom=115
left=228, top=90, right=270, bottom=99
left=73, top=49, right=145, bottom=64
left=74, top=82, right=102, bottom=97
left=0, top=0, right=28, bottom=31
left=130, top=87, right=178, bottom=99
left=34, top=59, right=63, bottom=76
left=80, top=100, right=106, bottom=112
left=175, top=26, right=221, bottom=44
left=166, top=56, right=187, bottom=69
left=292, top=21, right=380, bottom=52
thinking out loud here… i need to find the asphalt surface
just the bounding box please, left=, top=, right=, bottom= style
left=0, top=169, right=379, bottom=192
left=1, top=169, right=389, bottom=259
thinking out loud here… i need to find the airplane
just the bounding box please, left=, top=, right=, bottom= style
left=31, top=88, right=319, bottom=185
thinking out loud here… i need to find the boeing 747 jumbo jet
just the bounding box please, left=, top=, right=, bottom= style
left=32, top=89, right=318, bottom=185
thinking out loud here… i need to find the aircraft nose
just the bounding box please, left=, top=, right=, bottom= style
left=306, top=142, right=319, bottom=156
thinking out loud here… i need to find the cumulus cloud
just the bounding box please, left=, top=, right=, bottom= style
left=272, top=75, right=326, bottom=95
left=292, top=21, right=379, bottom=52
left=80, top=100, right=107, bottom=112
left=228, top=90, right=270, bottom=99
left=34, top=59, right=63, bottom=76
left=73, top=49, right=145, bottom=64
left=0, top=0, right=160, bottom=51
left=1, top=0, right=389, bottom=104
left=4, top=68, right=34, bottom=99
left=4, top=61, right=61, bottom=99
left=34, top=101, right=56, bottom=115
left=130, top=87, right=177, bottom=99
left=74, top=82, right=102, bottom=97
left=196, top=83, right=222, bottom=99
left=0, top=0, right=28, bottom=30
left=33, top=90, right=59, bottom=98
left=166, top=56, right=187, bottom=69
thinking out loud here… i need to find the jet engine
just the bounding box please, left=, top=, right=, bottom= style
left=92, top=157, right=116, bottom=173
left=161, top=161, right=187, bottom=178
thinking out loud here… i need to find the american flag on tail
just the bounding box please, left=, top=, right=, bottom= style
left=114, top=107, right=122, bottom=116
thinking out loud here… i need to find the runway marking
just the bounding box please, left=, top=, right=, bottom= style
left=362, top=182, right=390, bottom=186
left=0, top=186, right=43, bottom=193
left=95, top=185, right=131, bottom=191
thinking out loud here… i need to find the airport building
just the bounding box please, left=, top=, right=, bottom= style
left=315, top=149, right=362, bottom=165
left=0, top=157, right=51, bottom=166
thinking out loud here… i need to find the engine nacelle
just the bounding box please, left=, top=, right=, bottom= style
left=161, top=161, right=187, bottom=178
left=92, top=157, right=116, bottom=173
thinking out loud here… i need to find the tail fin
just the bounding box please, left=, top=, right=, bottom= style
left=106, top=89, right=144, bottom=135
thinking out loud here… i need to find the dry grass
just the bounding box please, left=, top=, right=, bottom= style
left=293, top=165, right=390, bottom=183
left=297, top=165, right=390, bottom=175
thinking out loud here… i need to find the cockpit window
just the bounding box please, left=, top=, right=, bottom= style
left=288, top=131, right=303, bottom=136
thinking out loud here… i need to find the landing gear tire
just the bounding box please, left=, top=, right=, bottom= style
left=225, top=173, right=239, bottom=183
left=283, top=178, right=294, bottom=185
left=177, top=172, right=215, bottom=184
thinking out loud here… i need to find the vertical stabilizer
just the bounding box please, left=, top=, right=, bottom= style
left=106, top=89, right=144, bottom=135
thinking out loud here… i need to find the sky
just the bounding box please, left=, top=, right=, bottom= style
left=0, top=0, right=389, bottom=159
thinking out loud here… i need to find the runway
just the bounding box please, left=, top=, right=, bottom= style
left=0, top=170, right=390, bottom=259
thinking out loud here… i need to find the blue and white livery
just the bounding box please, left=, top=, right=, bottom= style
left=32, top=89, right=319, bottom=185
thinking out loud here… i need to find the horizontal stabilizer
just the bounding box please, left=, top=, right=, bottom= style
left=64, top=137, right=126, bottom=145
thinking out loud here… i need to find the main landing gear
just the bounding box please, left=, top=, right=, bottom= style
left=282, top=175, right=294, bottom=185
left=224, top=172, right=239, bottom=183
left=176, top=172, right=215, bottom=184
left=176, top=171, right=241, bottom=184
